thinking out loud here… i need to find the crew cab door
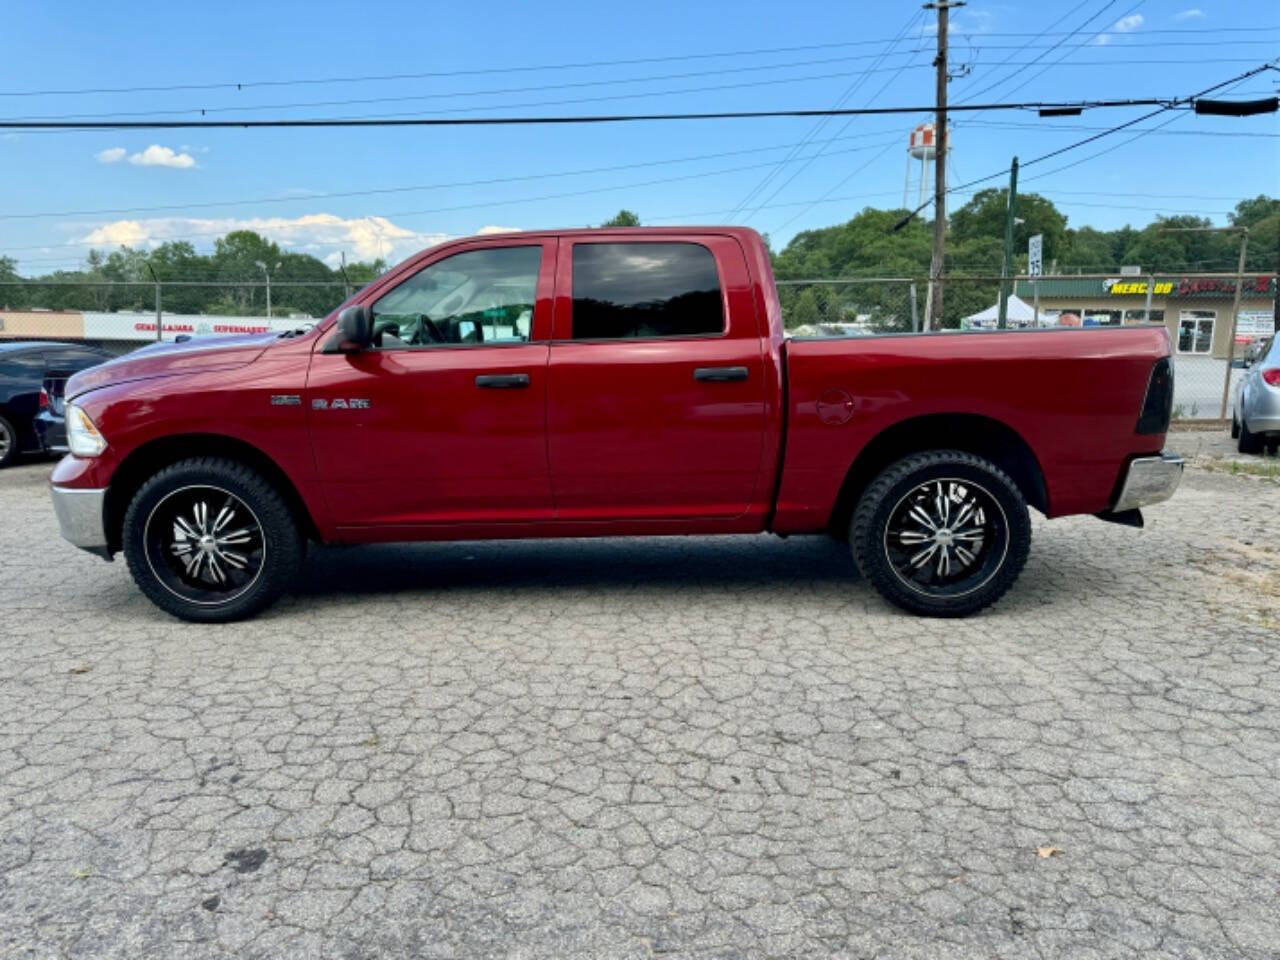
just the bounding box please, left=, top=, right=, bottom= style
left=306, top=239, right=556, bottom=528
left=546, top=235, right=767, bottom=520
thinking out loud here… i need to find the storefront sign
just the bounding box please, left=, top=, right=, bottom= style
left=1104, top=276, right=1277, bottom=298
left=82, top=312, right=310, bottom=343
left=1236, top=309, right=1274, bottom=340
left=1105, top=280, right=1173, bottom=296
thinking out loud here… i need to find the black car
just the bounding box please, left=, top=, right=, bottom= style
left=0, top=341, right=112, bottom=467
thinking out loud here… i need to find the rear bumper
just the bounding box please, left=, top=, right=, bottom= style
left=50, top=484, right=112, bottom=560
left=1112, top=452, right=1184, bottom=513
left=1244, top=414, right=1280, bottom=435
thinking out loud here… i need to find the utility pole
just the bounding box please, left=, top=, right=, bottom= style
left=145, top=261, right=162, bottom=341
left=924, top=0, right=963, bottom=331
left=340, top=251, right=352, bottom=300
left=255, top=259, right=281, bottom=318
left=1222, top=228, right=1249, bottom=420
left=997, top=156, right=1018, bottom=330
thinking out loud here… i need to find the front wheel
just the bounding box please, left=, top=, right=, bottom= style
left=850, top=450, right=1031, bottom=617
left=122, top=458, right=303, bottom=622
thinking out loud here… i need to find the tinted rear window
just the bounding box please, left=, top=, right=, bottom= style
left=571, top=242, right=724, bottom=340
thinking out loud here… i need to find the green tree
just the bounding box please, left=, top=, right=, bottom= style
left=600, top=209, right=640, bottom=227
left=0, top=256, right=27, bottom=308
left=949, top=189, right=1067, bottom=272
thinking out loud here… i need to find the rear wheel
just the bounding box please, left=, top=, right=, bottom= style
left=1238, top=416, right=1264, bottom=454
left=122, top=458, right=302, bottom=622
left=1230, top=412, right=1240, bottom=439
left=0, top=414, right=16, bottom=468
left=851, top=450, right=1031, bottom=617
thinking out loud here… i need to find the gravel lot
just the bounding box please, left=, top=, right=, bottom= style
left=2, top=432, right=1278, bottom=959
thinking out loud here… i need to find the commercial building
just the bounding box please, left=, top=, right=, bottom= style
left=1014, top=274, right=1277, bottom=360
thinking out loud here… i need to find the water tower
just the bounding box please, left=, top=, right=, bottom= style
left=904, top=122, right=950, bottom=208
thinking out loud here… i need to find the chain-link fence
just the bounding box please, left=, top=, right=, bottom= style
left=4, top=273, right=1275, bottom=421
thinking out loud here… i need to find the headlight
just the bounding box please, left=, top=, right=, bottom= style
left=66, top=403, right=107, bottom=457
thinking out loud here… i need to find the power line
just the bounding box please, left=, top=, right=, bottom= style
left=0, top=96, right=1191, bottom=130
left=955, top=0, right=1121, bottom=105
left=0, top=136, right=911, bottom=254
left=5, top=27, right=1275, bottom=99
left=725, top=10, right=926, bottom=221
left=0, top=129, right=910, bottom=221
left=891, top=60, right=1279, bottom=230
left=4, top=53, right=928, bottom=123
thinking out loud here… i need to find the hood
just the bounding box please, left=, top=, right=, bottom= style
left=66, top=332, right=279, bottom=400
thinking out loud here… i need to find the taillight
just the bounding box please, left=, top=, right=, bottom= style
left=1136, top=357, right=1174, bottom=435
left=39, top=387, right=49, bottom=410
left=1263, top=368, right=1280, bottom=387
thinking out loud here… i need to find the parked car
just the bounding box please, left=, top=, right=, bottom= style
left=33, top=366, right=82, bottom=456
left=1232, top=334, right=1280, bottom=454
left=49, top=227, right=1182, bottom=623
left=0, top=341, right=111, bottom=467
left=1243, top=335, right=1270, bottom=367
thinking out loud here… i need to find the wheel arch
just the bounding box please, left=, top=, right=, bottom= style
left=105, top=433, right=319, bottom=553
left=828, top=413, right=1049, bottom=536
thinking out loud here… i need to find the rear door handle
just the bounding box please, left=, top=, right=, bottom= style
left=693, top=366, right=749, bottom=383
left=475, top=373, right=530, bottom=389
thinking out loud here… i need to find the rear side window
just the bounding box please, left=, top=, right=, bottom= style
left=571, top=242, right=724, bottom=340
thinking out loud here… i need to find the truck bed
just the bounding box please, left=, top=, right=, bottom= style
left=773, top=325, right=1172, bottom=533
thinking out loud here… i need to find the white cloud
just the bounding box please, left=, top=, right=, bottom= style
left=1174, top=8, right=1205, bottom=20
left=77, top=213, right=446, bottom=263
left=128, top=145, right=197, bottom=168
left=1094, top=13, right=1144, bottom=44
left=95, top=147, right=127, bottom=164
left=475, top=225, right=521, bottom=235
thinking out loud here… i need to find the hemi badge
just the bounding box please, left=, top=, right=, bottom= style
left=270, top=395, right=301, bottom=406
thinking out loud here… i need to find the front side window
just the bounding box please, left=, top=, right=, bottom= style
left=571, top=242, right=724, bottom=340
left=371, top=245, right=541, bottom=347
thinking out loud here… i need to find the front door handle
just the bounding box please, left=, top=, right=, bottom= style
left=475, top=373, right=530, bottom=389
left=693, top=366, right=749, bottom=383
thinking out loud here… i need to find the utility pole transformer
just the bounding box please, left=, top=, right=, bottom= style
left=924, top=0, right=963, bottom=331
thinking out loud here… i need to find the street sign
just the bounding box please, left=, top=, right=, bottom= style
left=1028, top=234, right=1043, bottom=277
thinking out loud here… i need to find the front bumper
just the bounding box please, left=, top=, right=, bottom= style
left=1112, top=451, right=1184, bottom=513
left=50, top=484, right=112, bottom=560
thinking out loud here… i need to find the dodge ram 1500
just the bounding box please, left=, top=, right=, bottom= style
left=50, top=227, right=1182, bottom=622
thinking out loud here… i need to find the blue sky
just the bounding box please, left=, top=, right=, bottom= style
left=1, top=0, right=1277, bottom=274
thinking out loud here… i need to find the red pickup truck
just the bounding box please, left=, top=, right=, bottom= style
left=50, top=227, right=1182, bottom=622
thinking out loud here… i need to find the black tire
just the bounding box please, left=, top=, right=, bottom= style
left=1238, top=417, right=1264, bottom=455
left=850, top=450, right=1031, bottom=618
left=0, top=413, right=16, bottom=468
left=122, top=457, right=303, bottom=623
left=1230, top=412, right=1240, bottom=439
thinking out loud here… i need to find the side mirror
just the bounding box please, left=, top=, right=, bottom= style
left=325, top=305, right=372, bottom=353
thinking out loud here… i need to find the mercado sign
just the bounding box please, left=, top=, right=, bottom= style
left=1105, top=276, right=1277, bottom=298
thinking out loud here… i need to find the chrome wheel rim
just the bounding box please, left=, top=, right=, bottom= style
left=883, top=477, right=1009, bottom=598
left=0, top=421, right=11, bottom=460
left=143, top=485, right=266, bottom=605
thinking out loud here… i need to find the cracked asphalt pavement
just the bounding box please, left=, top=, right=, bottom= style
left=2, top=431, right=1278, bottom=958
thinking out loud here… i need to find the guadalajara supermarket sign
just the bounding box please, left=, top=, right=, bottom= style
left=82, top=312, right=312, bottom=342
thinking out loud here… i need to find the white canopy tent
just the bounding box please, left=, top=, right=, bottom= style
left=961, top=294, right=1037, bottom=329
